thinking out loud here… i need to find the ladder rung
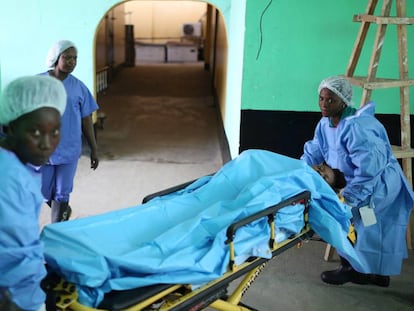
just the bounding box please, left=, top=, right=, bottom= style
left=344, top=76, right=414, bottom=89
left=392, top=146, right=414, bottom=159
left=353, top=14, right=414, bottom=25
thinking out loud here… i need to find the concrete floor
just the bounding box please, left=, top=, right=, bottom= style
left=40, top=63, right=414, bottom=311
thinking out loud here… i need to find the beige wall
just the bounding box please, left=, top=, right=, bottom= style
left=95, top=17, right=106, bottom=69
left=95, top=3, right=126, bottom=70
left=95, top=1, right=211, bottom=66
left=212, top=9, right=228, bottom=124
left=113, top=4, right=127, bottom=67
left=125, top=1, right=207, bottom=44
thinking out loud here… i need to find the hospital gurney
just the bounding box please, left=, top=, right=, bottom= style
left=48, top=190, right=313, bottom=311
left=42, top=150, right=363, bottom=311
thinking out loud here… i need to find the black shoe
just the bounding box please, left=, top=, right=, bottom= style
left=51, top=201, right=72, bottom=223
left=61, top=205, right=72, bottom=221
left=372, top=275, right=390, bottom=287
left=351, top=271, right=390, bottom=287
left=321, top=265, right=354, bottom=285
left=350, top=270, right=370, bottom=285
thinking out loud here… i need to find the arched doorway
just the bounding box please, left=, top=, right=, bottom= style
left=79, top=0, right=238, bottom=214
left=94, top=0, right=245, bottom=159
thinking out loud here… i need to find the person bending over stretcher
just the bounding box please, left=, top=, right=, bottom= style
left=302, top=76, right=414, bottom=287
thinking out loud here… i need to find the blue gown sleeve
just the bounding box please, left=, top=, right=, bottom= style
left=340, top=119, right=390, bottom=207
left=0, top=164, right=46, bottom=311
left=301, top=121, right=324, bottom=165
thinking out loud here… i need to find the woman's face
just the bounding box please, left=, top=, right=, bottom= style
left=319, top=88, right=346, bottom=118
left=312, top=163, right=335, bottom=188
left=56, top=47, right=77, bottom=74
left=8, top=107, right=61, bottom=166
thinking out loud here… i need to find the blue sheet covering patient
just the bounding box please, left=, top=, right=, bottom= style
left=41, top=150, right=366, bottom=307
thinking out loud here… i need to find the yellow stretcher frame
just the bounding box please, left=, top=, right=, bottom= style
left=50, top=191, right=314, bottom=311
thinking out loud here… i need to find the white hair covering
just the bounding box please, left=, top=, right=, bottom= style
left=318, top=76, right=354, bottom=107
left=0, top=75, right=67, bottom=125
left=45, top=40, right=77, bottom=68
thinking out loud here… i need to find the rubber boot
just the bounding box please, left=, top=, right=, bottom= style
left=321, top=256, right=353, bottom=285
left=51, top=200, right=72, bottom=223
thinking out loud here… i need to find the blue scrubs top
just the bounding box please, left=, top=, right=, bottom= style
left=302, top=101, right=414, bottom=275
left=40, top=72, right=99, bottom=164
left=0, top=148, right=46, bottom=310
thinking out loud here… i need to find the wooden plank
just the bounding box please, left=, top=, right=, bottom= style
left=324, top=244, right=336, bottom=261
left=345, top=76, right=414, bottom=89
left=396, top=0, right=413, bottom=250
left=359, top=1, right=392, bottom=105
left=345, top=0, right=379, bottom=76
left=353, top=14, right=414, bottom=24
left=361, top=0, right=393, bottom=105
left=391, top=145, right=414, bottom=159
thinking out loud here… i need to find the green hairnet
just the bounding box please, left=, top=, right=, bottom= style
left=0, top=75, right=67, bottom=125
left=318, top=76, right=354, bottom=107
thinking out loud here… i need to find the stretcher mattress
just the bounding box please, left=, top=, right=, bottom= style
left=41, top=150, right=367, bottom=308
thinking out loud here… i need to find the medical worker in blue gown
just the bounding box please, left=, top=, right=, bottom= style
left=0, top=76, right=66, bottom=311
left=39, top=40, right=99, bottom=223
left=301, top=76, right=414, bottom=287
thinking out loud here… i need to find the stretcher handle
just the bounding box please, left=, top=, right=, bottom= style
left=225, top=190, right=311, bottom=244
left=142, top=173, right=215, bottom=203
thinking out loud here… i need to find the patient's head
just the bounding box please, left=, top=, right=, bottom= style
left=312, top=163, right=346, bottom=193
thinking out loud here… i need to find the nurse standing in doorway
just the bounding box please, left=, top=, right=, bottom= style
left=39, top=40, right=99, bottom=223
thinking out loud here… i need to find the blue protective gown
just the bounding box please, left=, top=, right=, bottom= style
left=39, top=72, right=98, bottom=202
left=302, top=101, right=414, bottom=275
left=0, top=148, right=46, bottom=311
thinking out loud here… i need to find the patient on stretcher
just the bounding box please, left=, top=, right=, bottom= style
left=40, top=150, right=365, bottom=308
left=312, top=162, right=346, bottom=194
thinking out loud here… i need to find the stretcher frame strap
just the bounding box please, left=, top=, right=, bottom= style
left=225, top=191, right=311, bottom=271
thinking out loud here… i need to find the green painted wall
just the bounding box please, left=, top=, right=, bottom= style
left=242, top=0, right=414, bottom=114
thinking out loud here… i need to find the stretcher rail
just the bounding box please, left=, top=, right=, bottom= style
left=226, top=190, right=310, bottom=242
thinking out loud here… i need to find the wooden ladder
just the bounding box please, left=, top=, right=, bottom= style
left=326, top=0, right=414, bottom=261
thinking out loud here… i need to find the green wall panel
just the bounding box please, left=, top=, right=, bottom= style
left=242, top=0, right=414, bottom=114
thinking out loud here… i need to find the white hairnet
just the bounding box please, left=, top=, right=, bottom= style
left=46, top=40, right=77, bottom=68
left=318, top=76, right=354, bottom=107
left=0, top=75, right=67, bottom=125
